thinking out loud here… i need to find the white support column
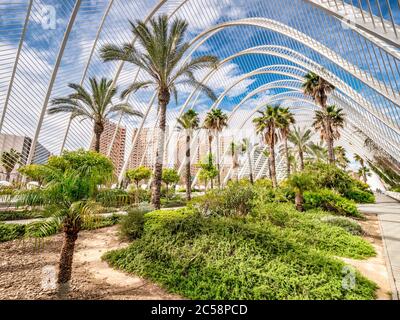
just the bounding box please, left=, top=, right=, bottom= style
left=25, top=0, right=82, bottom=169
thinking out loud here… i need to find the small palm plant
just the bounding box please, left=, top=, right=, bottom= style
left=230, top=141, right=240, bottom=182
left=354, top=154, right=369, bottom=183
left=334, top=146, right=350, bottom=170
left=241, top=138, right=254, bottom=184
left=49, top=78, right=143, bottom=152
left=203, top=108, right=228, bottom=188
left=16, top=150, right=115, bottom=298
left=101, top=15, right=218, bottom=209
left=287, top=172, right=314, bottom=212
left=177, top=109, right=200, bottom=200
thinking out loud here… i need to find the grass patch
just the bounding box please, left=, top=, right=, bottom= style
left=103, top=204, right=377, bottom=300
left=0, top=209, right=44, bottom=221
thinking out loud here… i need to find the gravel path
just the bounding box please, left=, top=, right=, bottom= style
left=0, top=226, right=180, bottom=300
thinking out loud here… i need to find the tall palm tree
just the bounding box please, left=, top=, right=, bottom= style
left=177, top=109, right=199, bottom=201
left=230, top=141, right=240, bottom=182
left=253, top=105, right=281, bottom=188
left=241, top=138, right=254, bottom=184
left=49, top=78, right=143, bottom=152
left=334, top=146, right=349, bottom=170
left=288, top=126, right=313, bottom=171
left=277, top=107, right=295, bottom=178
left=101, top=15, right=218, bottom=209
left=203, top=108, right=228, bottom=188
left=354, top=153, right=368, bottom=183
left=313, top=105, right=345, bottom=164
left=0, top=148, right=21, bottom=181
left=302, top=72, right=335, bottom=163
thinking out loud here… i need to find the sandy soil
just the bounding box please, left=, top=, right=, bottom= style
left=340, top=213, right=392, bottom=300
left=0, top=226, right=180, bottom=300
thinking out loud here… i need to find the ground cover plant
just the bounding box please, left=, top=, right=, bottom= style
left=104, top=180, right=377, bottom=300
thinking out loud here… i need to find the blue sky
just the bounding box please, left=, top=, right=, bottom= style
left=0, top=0, right=399, bottom=163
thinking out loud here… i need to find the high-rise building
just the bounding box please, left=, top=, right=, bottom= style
left=90, top=120, right=126, bottom=175
left=0, top=134, right=51, bottom=181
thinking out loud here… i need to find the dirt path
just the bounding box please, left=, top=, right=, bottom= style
left=0, top=226, right=180, bottom=300
left=339, top=213, right=392, bottom=300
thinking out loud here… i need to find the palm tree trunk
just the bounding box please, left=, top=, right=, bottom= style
left=151, top=89, right=169, bottom=209
left=284, top=138, right=290, bottom=178
left=299, top=148, right=304, bottom=171
left=93, top=121, right=104, bottom=153
left=362, top=166, right=367, bottom=183
left=216, top=132, right=221, bottom=188
left=185, top=134, right=191, bottom=201
left=6, top=171, right=11, bottom=182
left=247, top=147, right=254, bottom=184
left=270, top=137, right=277, bottom=188
left=268, top=159, right=272, bottom=180
left=295, top=192, right=304, bottom=212
left=57, top=230, right=78, bottom=299
left=208, top=135, right=214, bottom=189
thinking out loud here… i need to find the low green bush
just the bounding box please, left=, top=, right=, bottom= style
left=0, top=223, right=25, bottom=242
left=103, top=204, right=376, bottom=300
left=343, top=188, right=375, bottom=204
left=119, top=207, right=153, bottom=240
left=304, top=189, right=361, bottom=217
left=320, top=216, right=363, bottom=236
left=96, top=189, right=132, bottom=207
left=190, top=181, right=256, bottom=216
left=0, top=210, right=44, bottom=221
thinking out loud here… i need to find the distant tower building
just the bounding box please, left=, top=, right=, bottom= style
left=90, top=120, right=126, bottom=176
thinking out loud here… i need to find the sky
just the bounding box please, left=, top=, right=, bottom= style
left=0, top=0, right=399, bottom=168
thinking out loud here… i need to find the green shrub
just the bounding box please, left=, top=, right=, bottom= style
left=104, top=203, right=376, bottom=300
left=0, top=210, right=43, bottom=221
left=343, top=188, right=375, bottom=204
left=0, top=223, right=25, bottom=242
left=119, top=207, right=152, bottom=240
left=96, top=189, right=132, bottom=207
left=321, top=216, right=363, bottom=236
left=304, top=189, right=361, bottom=217
left=190, top=181, right=256, bottom=216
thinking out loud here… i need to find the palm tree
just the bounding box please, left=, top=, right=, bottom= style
left=354, top=154, right=368, bottom=183
left=306, top=141, right=327, bottom=163
left=287, top=172, right=314, bottom=212
left=230, top=141, right=240, bottom=182
left=241, top=138, right=254, bottom=184
left=177, top=109, right=200, bottom=201
left=49, top=78, right=143, bottom=153
left=101, top=15, right=218, bottom=209
left=203, top=108, right=228, bottom=188
left=288, top=126, right=313, bottom=171
left=253, top=105, right=281, bottom=188
left=17, top=150, right=114, bottom=298
left=334, top=146, right=349, bottom=170
left=277, top=107, right=295, bottom=178
left=313, top=105, right=345, bottom=164
left=302, top=72, right=335, bottom=163
left=0, top=148, right=21, bottom=181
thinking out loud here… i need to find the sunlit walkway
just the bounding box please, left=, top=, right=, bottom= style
left=358, top=194, right=400, bottom=300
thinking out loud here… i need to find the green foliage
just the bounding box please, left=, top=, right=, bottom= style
left=190, top=180, right=256, bottom=216
left=0, top=223, right=25, bottom=242
left=119, top=207, right=153, bottom=240
left=47, top=149, right=114, bottom=185
left=96, top=188, right=131, bottom=207
left=304, top=189, right=361, bottom=217
left=126, top=166, right=151, bottom=186
left=320, top=216, right=363, bottom=236
left=18, top=164, right=48, bottom=184
left=104, top=203, right=376, bottom=300
left=162, top=168, right=180, bottom=187
left=286, top=172, right=314, bottom=193
left=343, top=188, right=375, bottom=204
left=0, top=210, right=43, bottom=221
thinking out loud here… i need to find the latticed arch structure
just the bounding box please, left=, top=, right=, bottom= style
left=0, top=0, right=399, bottom=184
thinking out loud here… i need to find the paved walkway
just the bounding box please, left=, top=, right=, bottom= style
left=358, top=193, right=400, bottom=300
